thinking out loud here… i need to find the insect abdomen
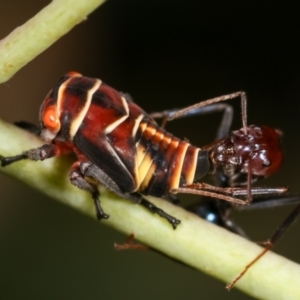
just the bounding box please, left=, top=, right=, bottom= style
left=135, top=119, right=208, bottom=197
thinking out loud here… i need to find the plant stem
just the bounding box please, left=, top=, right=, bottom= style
left=0, top=0, right=106, bottom=83
left=1, top=118, right=300, bottom=299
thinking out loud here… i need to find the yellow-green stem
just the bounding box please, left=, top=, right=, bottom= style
left=1, top=119, right=300, bottom=299
left=0, top=0, right=106, bottom=83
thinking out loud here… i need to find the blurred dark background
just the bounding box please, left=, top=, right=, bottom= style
left=0, top=1, right=299, bottom=299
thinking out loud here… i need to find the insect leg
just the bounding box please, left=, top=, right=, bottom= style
left=140, top=198, right=181, bottom=229
left=236, top=194, right=300, bottom=210
left=150, top=103, right=233, bottom=139
left=0, top=144, right=58, bottom=167
left=168, top=91, right=247, bottom=132
left=79, top=161, right=141, bottom=204
left=218, top=194, right=300, bottom=240
left=69, top=161, right=109, bottom=220
left=14, top=121, right=41, bottom=136
left=172, top=183, right=287, bottom=205
left=171, top=186, right=246, bottom=205
left=265, top=203, right=300, bottom=249
left=189, top=182, right=287, bottom=198
left=227, top=203, right=300, bottom=290
left=78, top=162, right=181, bottom=228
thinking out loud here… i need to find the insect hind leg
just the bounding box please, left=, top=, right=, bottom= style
left=140, top=198, right=181, bottom=229
left=69, top=161, right=109, bottom=220
left=74, top=161, right=181, bottom=228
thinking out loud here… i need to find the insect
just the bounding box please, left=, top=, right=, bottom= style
left=179, top=102, right=294, bottom=234
left=0, top=72, right=287, bottom=229
left=174, top=101, right=300, bottom=288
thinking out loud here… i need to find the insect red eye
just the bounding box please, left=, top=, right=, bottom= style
left=43, top=106, right=60, bottom=131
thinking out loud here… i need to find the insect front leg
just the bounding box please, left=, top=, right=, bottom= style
left=0, top=144, right=58, bottom=167
left=69, top=161, right=109, bottom=220
left=14, top=121, right=41, bottom=136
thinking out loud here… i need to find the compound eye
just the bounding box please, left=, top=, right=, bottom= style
left=43, top=106, right=60, bottom=131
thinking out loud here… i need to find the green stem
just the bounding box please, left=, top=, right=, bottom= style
left=1, top=119, right=300, bottom=299
left=0, top=0, right=106, bottom=83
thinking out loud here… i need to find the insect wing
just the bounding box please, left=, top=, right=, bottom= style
left=73, top=83, right=149, bottom=192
